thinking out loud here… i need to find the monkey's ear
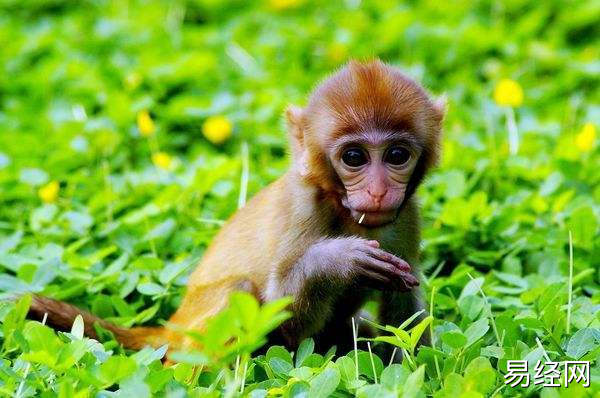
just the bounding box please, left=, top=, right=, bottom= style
left=286, top=105, right=304, bottom=134
left=432, top=94, right=447, bottom=124
left=285, top=105, right=310, bottom=176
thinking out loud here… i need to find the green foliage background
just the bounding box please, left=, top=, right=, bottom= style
left=0, top=0, right=598, bottom=396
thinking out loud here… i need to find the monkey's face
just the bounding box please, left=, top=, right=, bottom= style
left=288, top=60, right=443, bottom=227
left=329, top=130, right=422, bottom=227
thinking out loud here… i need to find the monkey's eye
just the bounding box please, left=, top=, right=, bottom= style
left=384, top=146, right=411, bottom=166
left=341, top=148, right=368, bottom=167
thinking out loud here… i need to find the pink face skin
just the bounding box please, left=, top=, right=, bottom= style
left=329, top=130, right=422, bottom=227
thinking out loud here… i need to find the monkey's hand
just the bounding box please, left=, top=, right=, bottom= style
left=308, top=237, right=419, bottom=292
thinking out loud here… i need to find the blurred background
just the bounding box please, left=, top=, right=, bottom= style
left=0, top=0, right=598, bottom=322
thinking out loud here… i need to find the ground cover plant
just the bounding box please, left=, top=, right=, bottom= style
left=0, top=0, right=598, bottom=396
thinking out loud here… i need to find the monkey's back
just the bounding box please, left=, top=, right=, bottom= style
left=188, top=173, right=294, bottom=286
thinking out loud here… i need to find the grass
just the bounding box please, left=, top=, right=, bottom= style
left=0, top=0, right=599, bottom=396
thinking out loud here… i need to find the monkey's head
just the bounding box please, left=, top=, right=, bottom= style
left=287, top=59, right=444, bottom=227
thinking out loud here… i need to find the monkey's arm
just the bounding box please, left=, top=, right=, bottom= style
left=265, top=237, right=418, bottom=347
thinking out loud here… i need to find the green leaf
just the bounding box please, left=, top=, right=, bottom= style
left=402, top=365, right=425, bottom=398
left=137, top=282, right=166, bottom=296
left=370, top=335, right=410, bottom=350
left=459, top=277, right=484, bottom=300
left=132, top=344, right=168, bottom=365
left=302, top=353, right=324, bottom=368
left=143, top=218, right=176, bottom=241
left=464, top=318, right=489, bottom=347
left=158, top=257, right=195, bottom=285
left=288, top=381, right=310, bottom=398
left=458, top=295, right=485, bottom=320
left=131, top=256, right=164, bottom=271
left=350, top=351, right=384, bottom=381
left=309, top=366, right=340, bottom=398
left=266, top=345, right=293, bottom=365
left=23, top=321, right=63, bottom=354
left=463, top=357, right=496, bottom=394
left=71, top=314, right=84, bottom=339
left=410, top=315, right=433, bottom=348
left=336, top=355, right=357, bottom=382
left=230, top=291, right=259, bottom=330
left=566, top=328, right=600, bottom=359
left=441, top=330, right=467, bottom=349
left=128, top=303, right=160, bottom=325
left=99, top=356, right=138, bottom=385
left=480, top=345, right=505, bottom=359
left=289, top=366, right=313, bottom=380
left=398, top=309, right=426, bottom=330
left=380, top=364, right=409, bottom=391
left=269, top=357, right=293, bottom=375
left=357, top=384, right=395, bottom=398
left=566, top=205, right=598, bottom=249
left=295, top=338, right=314, bottom=368
left=100, top=253, right=129, bottom=277
left=2, top=293, right=31, bottom=352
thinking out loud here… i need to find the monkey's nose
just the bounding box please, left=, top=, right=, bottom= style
left=367, top=188, right=387, bottom=202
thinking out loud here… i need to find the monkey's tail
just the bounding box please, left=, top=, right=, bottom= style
left=28, top=295, right=169, bottom=350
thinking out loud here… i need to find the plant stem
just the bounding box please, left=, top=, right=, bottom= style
left=352, top=317, right=359, bottom=380
left=506, top=107, right=519, bottom=155
left=567, top=230, right=573, bottom=335
left=468, top=273, right=502, bottom=346
left=535, top=337, right=551, bottom=362
left=238, top=141, right=249, bottom=209
left=367, top=343, right=377, bottom=384
left=388, top=347, right=397, bottom=367
left=430, top=286, right=442, bottom=383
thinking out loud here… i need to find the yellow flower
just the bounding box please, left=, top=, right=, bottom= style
left=137, top=110, right=155, bottom=137
left=152, top=152, right=172, bottom=170
left=493, top=79, right=523, bottom=107
left=202, top=115, right=233, bottom=145
left=270, top=0, right=302, bottom=10
left=38, top=181, right=59, bottom=203
left=575, top=122, right=596, bottom=152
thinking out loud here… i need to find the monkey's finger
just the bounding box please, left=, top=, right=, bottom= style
left=365, top=247, right=411, bottom=272
left=398, top=271, right=419, bottom=287
left=359, top=270, right=393, bottom=288
left=382, top=268, right=418, bottom=290
left=359, top=271, right=394, bottom=290
left=391, top=278, right=417, bottom=292
left=388, top=271, right=419, bottom=292
left=360, top=257, right=407, bottom=281
left=365, top=240, right=380, bottom=248
left=365, top=247, right=407, bottom=267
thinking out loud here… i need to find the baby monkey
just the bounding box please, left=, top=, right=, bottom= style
left=29, top=59, right=444, bottom=357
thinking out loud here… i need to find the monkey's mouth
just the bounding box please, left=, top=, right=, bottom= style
left=350, top=209, right=397, bottom=227
left=340, top=196, right=399, bottom=227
